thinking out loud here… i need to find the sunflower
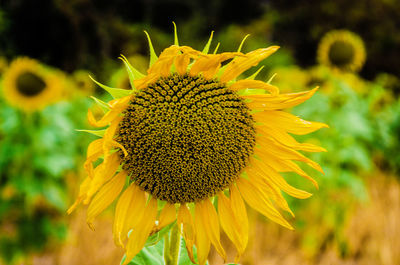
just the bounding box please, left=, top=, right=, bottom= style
left=317, top=30, right=366, bottom=72
left=1, top=57, right=64, bottom=111
left=71, top=70, right=96, bottom=96
left=69, top=29, right=327, bottom=265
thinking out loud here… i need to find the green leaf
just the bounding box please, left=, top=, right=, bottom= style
left=122, top=239, right=164, bottom=265
left=90, top=76, right=134, bottom=98
left=76, top=129, right=106, bottom=137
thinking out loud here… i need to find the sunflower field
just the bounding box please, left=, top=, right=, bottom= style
left=0, top=1, right=400, bottom=265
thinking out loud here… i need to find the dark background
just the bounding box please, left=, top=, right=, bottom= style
left=1, top=0, right=399, bottom=79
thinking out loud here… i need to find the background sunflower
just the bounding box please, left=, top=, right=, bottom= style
left=317, top=30, right=366, bottom=72
left=1, top=57, right=64, bottom=111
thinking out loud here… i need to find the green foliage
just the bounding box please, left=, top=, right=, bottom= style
left=0, top=97, right=93, bottom=264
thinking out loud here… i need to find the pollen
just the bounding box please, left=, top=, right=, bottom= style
left=116, top=73, right=256, bottom=203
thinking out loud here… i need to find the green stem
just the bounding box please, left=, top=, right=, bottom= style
left=164, top=223, right=181, bottom=265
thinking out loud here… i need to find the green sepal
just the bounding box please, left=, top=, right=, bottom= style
left=144, top=31, right=158, bottom=67
left=89, top=76, right=134, bottom=99
left=267, top=73, right=277, bottom=84
left=75, top=129, right=106, bottom=137
left=246, top=66, right=265, bottom=80
left=145, top=221, right=176, bottom=247
left=90, top=96, right=110, bottom=113
left=119, top=55, right=145, bottom=89
left=202, top=31, right=214, bottom=54
left=213, top=42, right=220, bottom=54
left=237, top=34, right=250, bottom=52
left=172, top=22, right=179, bottom=46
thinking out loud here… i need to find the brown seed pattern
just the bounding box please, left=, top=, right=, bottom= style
left=116, top=73, right=255, bottom=203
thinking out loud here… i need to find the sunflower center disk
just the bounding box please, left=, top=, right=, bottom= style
left=16, top=72, right=46, bottom=97
left=328, top=41, right=355, bottom=67
left=116, top=73, right=256, bottom=203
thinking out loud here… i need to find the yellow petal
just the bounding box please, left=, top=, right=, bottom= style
left=177, top=204, right=196, bottom=264
left=123, top=197, right=158, bottom=265
left=266, top=156, right=319, bottom=189
left=257, top=125, right=327, bottom=153
left=248, top=161, right=312, bottom=199
left=194, top=207, right=211, bottom=265
left=196, top=199, right=226, bottom=261
left=87, top=96, right=130, bottom=127
left=67, top=177, right=92, bottom=214
left=86, top=170, right=127, bottom=228
left=248, top=173, right=294, bottom=216
left=87, top=139, right=104, bottom=158
left=113, top=184, right=146, bottom=247
left=133, top=73, right=159, bottom=90
left=103, top=116, right=123, bottom=163
left=220, top=46, right=279, bottom=83
left=236, top=178, right=293, bottom=229
left=243, top=87, right=318, bottom=110
left=255, top=137, right=323, bottom=173
left=190, top=52, right=242, bottom=79
left=175, top=53, right=191, bottom=76
left=229, top=79, right=279, bottom=95
left=83, top=152, right=120, bottom=204
left=157, top=203, right=176, bottom=229
left=253, top=110, right=328, bottom=135
left=229, top=185, right=248, bottom=241
left=148, top=45, right=181, bottom=77
left=218, top=193, right=246, bottom=260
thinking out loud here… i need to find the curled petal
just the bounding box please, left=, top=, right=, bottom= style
left=86, top=170, right=127, bottom=228
left=229, top=79, right=279, bottom=95
left=244, top=88, right=318, bottom=110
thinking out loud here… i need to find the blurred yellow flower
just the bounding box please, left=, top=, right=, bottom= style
left=69, top=31, right=327, bottom=265
left=1, top=57, right=64, bottom=111
left=317, top=30, right=366, bottom=72
left=71, top=70, right=96, bottom=96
